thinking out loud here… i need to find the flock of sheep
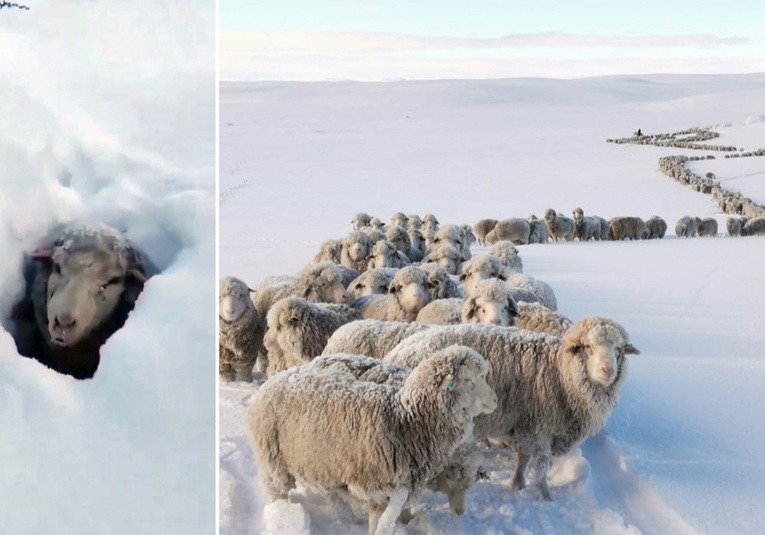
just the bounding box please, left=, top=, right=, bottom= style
left=220, top=211, right=642, bottom=535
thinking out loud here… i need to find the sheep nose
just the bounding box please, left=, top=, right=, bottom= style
left=601, top=366, right=614, bottom=378
left=489, top=318, right=500, bottom=325
left=55, top=313, right=76, bottom=329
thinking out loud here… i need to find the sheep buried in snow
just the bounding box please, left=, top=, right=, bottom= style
left=248, top=345, right=497, bottom=535
left=307, top=354, right=489, bottom=520
left=262, top=296, right=362, bottom=375
left=544, top=209, right=575, bottom=243
left=8, top=222, right=156, bottom=380
left=322, top=319, right=432, bottom=361
left=416, top=278, right=519, bottom=327
left=351, top=265, right=433, bottom=322
left=384, top=317, right=639, bottom=501
left=219, top=276, right=263, bottom=382
left=341, top=231, right=375, bottom=272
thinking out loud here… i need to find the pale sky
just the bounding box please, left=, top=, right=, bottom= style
left=220, top=0, right=765, bottom=80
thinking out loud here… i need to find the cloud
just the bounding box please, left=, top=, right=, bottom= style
left=221, top=29, right=750, bottom=56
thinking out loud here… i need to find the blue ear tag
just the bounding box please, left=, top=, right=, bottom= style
left=447, top=378, right=455, bottom=390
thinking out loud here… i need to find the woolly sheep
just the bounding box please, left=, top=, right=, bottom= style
left=369, top=217, right=386, bottom=230
left=416, top=278, right=519, bottom=327
left=424, top=224, right=467, bottom=258
left=348, top=268, right=398, bottom=299
left=341, top=231, right=375, bottom=272
left=504, top=271, right=558, bottom=311
left=741, top=217, right=765, bottom=236
left=515, top=301, right=573, bottom=337
left=527, top=215, right=550, bottom=245
left=459, top=254, right=508, bottom=297
left=572, top=208, right=602, bottom=241
left=384, top=317, right=639, bottom=501
left=419, top=263, right=462, bottom=299
left=405, top=228, right=425, bottom=262
left=307, top=354, right=489, bottom=519
left=262, top=297, right=361, bottom=376
left=473, top=219, right=499, bottom=246
left=337, top=266, right=361, bottom=289
left=248, top=346, right=497, bottom=535
left=361, top=227, right=387, bottom=244
left=489, top=241, right=523, bottom=272
left=726, top=217, right=749, bottom=237
left=351, top=266, right=433, bottom=322
left=385, top=225, right=417, bottom=264
left=422, top=213, right=439, bottom=230
left=322, top=319, right=432, bottom=360
left=644, top=216, right=668, bottom=240
left=458, top=224, right=476, bottom=259
left=695, top=217, right=719, bottom=237
left=544, top=209, right=575, bottom=243
left=391, top=212, right=409, bottom=229
left=407, top=214, right=423, bottom=231
left=609, top=216, right=648, bottom=240
left=352, top=212, right=372, bottom=231
left=675, top=216, right=698, bottom=238
left=507, top=288, right=542, bottom=305
left=313, top=239, right=343, bottom=264
left=423, top=243, right=463, bottom=275
left=8, top=222, right=156, bottom=380
left=367, top=240, right=401, bottom=270
left=485, top=218, right=530, bottom=246
left=219, top=276, right=263, bottom=382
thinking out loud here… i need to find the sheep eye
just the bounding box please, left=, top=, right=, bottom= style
left=288, top=316, right=299, bottom=322
left=100, top=276, right=123, bottom=291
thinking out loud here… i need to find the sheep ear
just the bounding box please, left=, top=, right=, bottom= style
left=288, top=315, right=299, bottom=323
left=562, top=341, right=580, bottom=356
left=496, top=272, right=507, bottom=281
left=123, top=268, right=148, bottom=303
left=440, top=373, right=455, bottom=391
left=247, top=287, right=255, bottom=293
left=624, top=344, right=641, bottom=355
left=458, top=272, right=467, bottom=281
left=508, top=299, right=519, bottom=317
left=389, top=285, right=399, bottom=294
left=477, top=468, right=490, bottom=481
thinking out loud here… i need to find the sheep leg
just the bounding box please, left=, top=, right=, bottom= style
left=234, top=363, right=254, bottom=382
left=509, top=445, right=530, bottom=490
left=374, top=488, right=408, bottom=535
left=535, top=454, right=552, bottom=501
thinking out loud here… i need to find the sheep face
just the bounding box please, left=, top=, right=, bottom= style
left=351, top=212, right=371, bottom=230
left=563, top=322, right=640, bottom=387
left=391, top=280, right=431, bottom=314
left=220, top=294, right=247, bottom=322
left=572, top=207, right=584, bottom=223
left=41, top=245, right=144, bottom=347
left=386, top=227, right=410, bottom=252
left=464, top=294, right=515, bottom=326
left=451, top=349, right=497, bottom=417
left=348, top=272, right=389, bottom=299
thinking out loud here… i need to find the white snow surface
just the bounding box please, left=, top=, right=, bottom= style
left=220, top=74, right=765, bottom=535
left=0, top=1, right=215, bottom=533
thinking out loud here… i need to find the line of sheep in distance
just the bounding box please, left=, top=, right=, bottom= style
left=220, top=211, right=652, bottom=535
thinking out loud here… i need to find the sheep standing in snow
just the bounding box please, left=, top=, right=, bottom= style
left=741, top=217, right=765, bottom=236
left=514, top=302, right=573, bottom=336
left=727, top=217, right=749, bottom=237
left=473, top=219, right=499, bottom=246
left=695, top=217, right=718, bottom=237
left=485, top=218, right=531, bottom=246
left=341, top=231, right=375, bottom=273
left=489, top=241, right=523, bottom=272
left=322, top=320, right=432, bottom=360
left=352, top=213, right=372, bottom=231
left=219, top=276, right=263, bottom=382
left=248, top=346, right=497, bottom=535
left=644, top=216, right=668, bottom=240
left=527, top=215, right=550, bottom=244
left=419, top=263, right=462, bottom=299
left=544, top=209, right=575, bottom=243
left=262, top=297, right=361, bottom=376
left=347, top=268, right=397, bottom=299
left=675, top=216, right=698, bottom=238
left=9, top=222, right=157, bottom=379
left=572, top=208, right=602, bottom=241
left=609, top=216, right=648, bottom=240
left=385, top=317, right=639, bottom=501
left=416, top=278, right=518, bottom=327
left=351, top=266, right=433, bottom=322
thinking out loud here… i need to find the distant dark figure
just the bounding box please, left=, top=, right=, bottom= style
left=636, top=129, right=642, bottom=137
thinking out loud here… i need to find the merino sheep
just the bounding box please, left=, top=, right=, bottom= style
left=417, top=278, right=518, bottom=327
left=419, top=263, right=462, bottom=299
left=8, top=222, right=157, bottom=380
left=695, top=217, right=719, bottom=237
left=219, top=276, right=263, bottom=382
left=527, top=215, right=550, bottom=244
left=422, top=213, right=439, bottom=231
left=459, top=254, right=508, bottom=297
left=423, top=243, right=463, bottom=275
left=322, top=319, right=432, bottom=360
left=307, top=354, right=489, bottom=520
left=507, top=288, right=542, bottom=305
left=424, top=224, right=466, bottom=257
left=347, top=268, right=398, bottom=299
left=489, top=241, right=523, bottom=272
left=726, top=217, right=749, bottom=237
left=407, top=228, right=426, bottom=262
left=544, top=209, right=575, bottom=243
left=248, top=346, right=497, bottom=535
left=675, top=216, right=698, bottom=238
left=369, top=217, right=386, bottom=230
left=485, top=218, right=531, bottom=246
left=504, top=271, right=558, bottom=311
left=262, top=297, right=361, bottom=376
left=361, top=227, right=387, bottom=244
left=351, top=266, right=432, bottom=322
left=473, top=219, right=499, bottom=246
left=741, top=217, right=765, bottom=236
left=391, top=212, right=409, bottom=229
left=385, top=317, right=639, bottom=501
left=407, top=214, right=423, bottom=231
left=609, top=216, right=648, bottom=240
left=367, top=240, right=401, bottom=270
left=386, top=225, right=410, bottom=253
left=341, top=231, right=375, bottom=272
left=313, top=239, right=343, bottom=264
left=644, top=216, right=668, bottom=240
left=515, top=302, right=573, bottom=336
left=352, top=213, right=372, bottom=231
left=572, top=208, right=602, bottom=241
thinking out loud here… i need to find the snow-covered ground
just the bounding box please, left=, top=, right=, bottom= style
left=220, top=74, right=765, bottom=535
left=0, top=1, right=215, bottom=533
